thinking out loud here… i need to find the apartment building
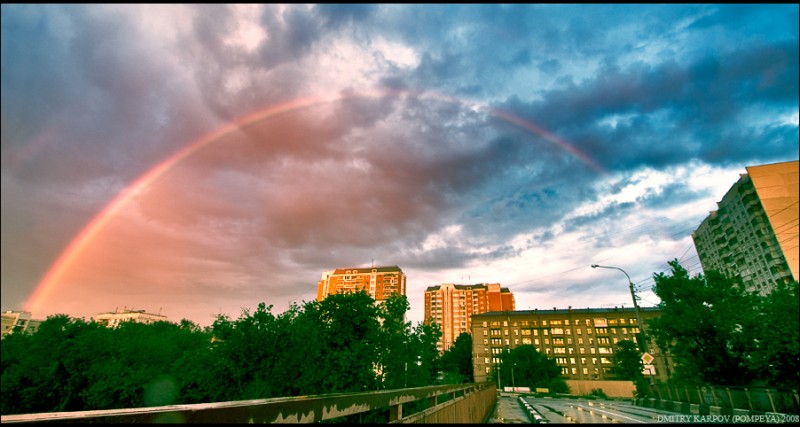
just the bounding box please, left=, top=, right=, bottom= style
left=95, top=308, right=169, bottom=328
left=425, top=283, right=515, bottom=352
left=316, top=265, right=407, bottom=302
left=471, top=307, right=670, bottom=384
left=692, top=160, right=798, bottom=295
left=1, top=310, right=43, bottom=339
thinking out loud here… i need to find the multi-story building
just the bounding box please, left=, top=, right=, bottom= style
left=692, top=160, right=798, bottom=295
left=95, top=308, right=169, bottom=328
left=425, top=283, right=515, bottom=352
left=316, top=265, right=406, bottom=302
left=1, top=310, right=43, bottom=339
left=471, top=307, right=670, bottom=384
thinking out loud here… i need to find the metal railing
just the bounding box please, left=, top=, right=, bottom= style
left=1, top=382, right=496, bottom=424
left=650, top=384, right=799, bottom=414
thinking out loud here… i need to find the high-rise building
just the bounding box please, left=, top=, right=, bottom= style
left=692, top=160, right=798, bottom=294
left=95, top=308, right=169, bottom=328
left=424, top=283, right=515, bottom=352
left=1, top=310, right=43, bottom=339
left=471, top=307, right=670, bottom=384
left=316, top=265, right=406, bottom=302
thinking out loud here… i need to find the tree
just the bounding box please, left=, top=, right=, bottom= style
left=439, top=333, right=473, bottom=383
left=649, top=260, right=760, bottom=386
left=750, top=280, right=799, bottom=389
left=612, top=339, right=650, bottom=398
left=612, top=339, right=643, bottom=381
left=496, top=345, right=568, bottom=393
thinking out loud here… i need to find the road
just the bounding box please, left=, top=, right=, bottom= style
left=488, top=393, right=693, bottom=423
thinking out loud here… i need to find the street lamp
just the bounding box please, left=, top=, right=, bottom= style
left=590, top=264, right=647, bottom=353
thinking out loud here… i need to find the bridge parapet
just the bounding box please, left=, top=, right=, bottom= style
left=1, top=382, right=496, bottom=424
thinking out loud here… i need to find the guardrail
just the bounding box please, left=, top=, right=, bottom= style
left=649, top=384, right=799, bottom=414
left=1, top=382, right=496, bottom=424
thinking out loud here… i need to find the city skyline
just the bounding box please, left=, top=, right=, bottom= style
left=2, top=4, right=798, bottom=327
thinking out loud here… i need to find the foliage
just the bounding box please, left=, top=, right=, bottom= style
left=589, top=388, right=608, bottom=399
left=1, top=291, right=444, bottom=416
left=439, top=332, right=474, bottom=383
left=611, top=339, right=650, bottom=397
left=612, top=339, right=643, bottom=381
left=495, top=345, right=568, bottom=393
left=649, top=259, right=798, bottom=389
left=749, top=280, right=799, bottom=389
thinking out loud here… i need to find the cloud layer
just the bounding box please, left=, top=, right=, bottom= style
left=2, top=4, right=798, bottom=326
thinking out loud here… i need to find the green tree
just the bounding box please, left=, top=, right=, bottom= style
left=496, top=345, right=568, bottom=393
left=439, top=332, right=473, bottom=383
left=750, top=280, right=799, bottom=389
left=612, top=339, right=650, bottom=398
left=649, top=260, right=760, bottom=386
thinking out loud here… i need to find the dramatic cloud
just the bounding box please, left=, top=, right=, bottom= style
left=2, top=4, right=797, bottom=326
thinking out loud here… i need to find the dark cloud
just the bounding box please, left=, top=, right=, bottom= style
left=1, top=4, right=797, bottom=326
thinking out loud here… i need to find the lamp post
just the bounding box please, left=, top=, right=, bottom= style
left=590, top=264, right=647, bottom=353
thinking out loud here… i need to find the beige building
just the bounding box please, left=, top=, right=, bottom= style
left=471, top=307, right=671, bottom=384
left=95, top=308, right=169, bottom=328
left=316, top=265, right=406, bottom=302
left=424, top=283, right=515, bottom=352
left=692, top=160, right=798, bottom=295
left=1, top=310, right=43, bottom=339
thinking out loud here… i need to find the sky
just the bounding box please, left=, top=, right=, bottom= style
left=2, top=4, right=798, bottom=328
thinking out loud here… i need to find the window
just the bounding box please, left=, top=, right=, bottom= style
left=593, top=318, right=608, bottom=327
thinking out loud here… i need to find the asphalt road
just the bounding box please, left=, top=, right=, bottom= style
left=487, top=393, right=692, bottom=424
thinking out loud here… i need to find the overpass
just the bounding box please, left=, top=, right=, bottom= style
left=1, top=382, right=496, bottom=424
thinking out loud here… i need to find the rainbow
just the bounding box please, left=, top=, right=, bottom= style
left=24, top=88, right=605, bottom=314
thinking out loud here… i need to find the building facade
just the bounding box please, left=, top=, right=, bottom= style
left=1, top=310, right=42, bottom=339
left=316, top=265, right=406, bottom=302
left=692, top=160, right=798, bottom=295
left=471, top=307, right=670, bottom=384
left=94, top=309, right=169, bottom=328
left=425, top=283, right=515, bottom=352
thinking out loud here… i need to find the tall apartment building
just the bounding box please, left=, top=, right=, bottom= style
left=316, top=265, right=407, bottom=302
left=471, top=307, right=670, bottom=384
left=95, top=308, right=169, bottom=328
left=692, top=160, right=798, bottom=295
left=424, top=283, right=515, bottom=352
left=1, top=310, right=43, bottom=339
